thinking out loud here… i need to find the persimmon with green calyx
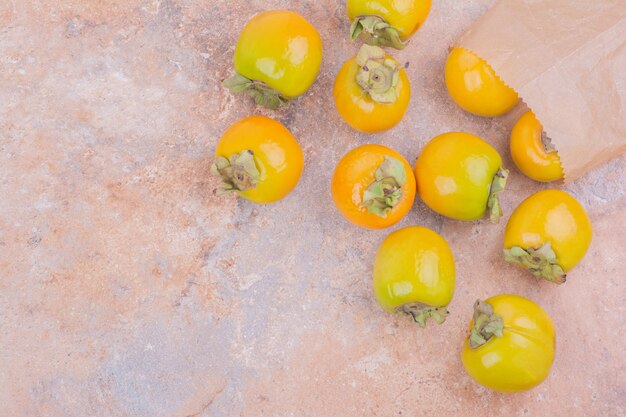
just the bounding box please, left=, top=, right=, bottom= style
left=373, top=226, right=455, bottom=327
left=334, top=45, right=410, bottom=133
left=510, top=111, right=564, bottom=182
left=348, top=0, right=432, bottom=49
left=211, top=116, right=303, bottom=204
left=462, top=295, right=555, bottom=393
left=445, top=47, right=519, bottom=117
left=504, top=189, right=592, bottom=284
left=223, top=10, right=323, bottom=109
left=414, top=132, right=509, bottom=223
left=331, top=144, right=416, bottom=229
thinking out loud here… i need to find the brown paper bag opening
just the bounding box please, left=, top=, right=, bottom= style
left=456, top=0, right=626, bottom=181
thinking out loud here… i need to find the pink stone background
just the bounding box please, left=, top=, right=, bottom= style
left=1, top=1, right=624, bottom=416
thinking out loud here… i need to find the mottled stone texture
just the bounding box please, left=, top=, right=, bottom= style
left=0, top=1, right=624, bottom=416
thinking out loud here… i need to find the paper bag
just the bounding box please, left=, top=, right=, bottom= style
left=457, top=0, right=626, bottom=180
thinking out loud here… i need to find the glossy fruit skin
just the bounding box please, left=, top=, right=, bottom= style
left=215, top=116, right=303, bottom=203
left=234, top=10, right=323, bottom=98
left=332, top=144, right=416, bottom=229
left=445, top=47, right=519, bottom=117
left=373, top=226, right=455, bottom=311
left=462, top=294, right=556, bottom=393
left=510, top=111, right=564, bottom=182
left=347, top=0, right=432, bottom=40
left=504, top=190, right=592, bottom=272
left=334, top=55, right=410, bottom=133
left=414, top=132, right=503, bottom=220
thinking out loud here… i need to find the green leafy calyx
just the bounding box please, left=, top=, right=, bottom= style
left=397, top=302, right=449, bottom=328
left=468, top=300, right=503, bottom=349
left=503, top=242, right=566, bottom=284
left=350, top=15, right=407, bottom=50
left=355, top=45, right=401, bottom=104
left=361, top=156, right=406, bottom=217
left=541, top=131, right=557, bottom=153
left=223, top=73, right=288, bottom=110
left=211, top=150, right=260, bottom=194
left=487, top=168, right=509, bottom=223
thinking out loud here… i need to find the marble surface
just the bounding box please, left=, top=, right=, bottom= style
left=1, top=1, right=624, bottom=416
